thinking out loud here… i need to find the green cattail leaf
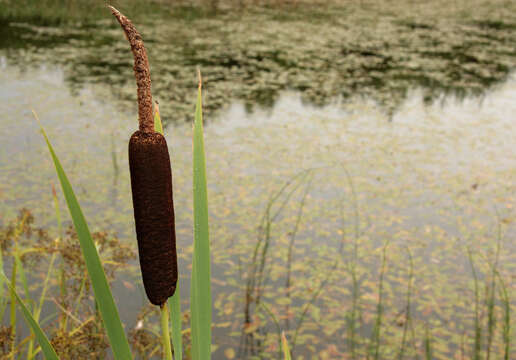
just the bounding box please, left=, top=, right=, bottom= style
left=169, top=279, right=182, bottom=359
left=0, top=271, right=59, bottom=360
left=281, top=332, right=292, bottom=360
left=190, top=76, right=212, bottom=360
left=154, top=102, right=164, bottom=135
left=37, top=119, right=133, bottom=360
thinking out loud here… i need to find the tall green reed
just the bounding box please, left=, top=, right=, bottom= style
left=13, top=76, right=211, bottom=359
left=342, top=166, right=363, bottom=360
left=244, top=169, right=311, bottom=333
left=26, top=186, right=62, bottom=359
left=368, top=240, right=389, bottom=360
left=424, top=324, right=433, bottom=360
left=37, top=112, right=133, bottom=359
left=397, top=246, right=414, bottom=360
left=3, top=8, right=214, bottom=358
left=467, top=246, right=482, bottom=360
left=495, top=271, right=510, bottom=360
left=285, top=174, right=313, bottom=331
left=190, top=73, right=212, bottom=360
left=0, top=271, right=59, bottom=360
left=7, top=210, right=32, bottom=358
left=281, top=331, right=292, bottom=360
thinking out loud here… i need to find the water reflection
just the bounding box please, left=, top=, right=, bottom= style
left=1, top=56, right=515, bottom=357
left=0, top=2, right=514, bottom=123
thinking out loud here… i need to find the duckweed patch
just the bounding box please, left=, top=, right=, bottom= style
left=0, top=0, right=515, bottom=121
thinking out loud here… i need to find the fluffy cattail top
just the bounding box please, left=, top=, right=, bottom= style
left=109, top=6, right=153, bottom=133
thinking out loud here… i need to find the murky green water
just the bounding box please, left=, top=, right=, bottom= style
left=1, top=2, right=515, bottom=359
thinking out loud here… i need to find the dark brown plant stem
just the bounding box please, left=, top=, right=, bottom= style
left=109, top=5, right=153, bottom=133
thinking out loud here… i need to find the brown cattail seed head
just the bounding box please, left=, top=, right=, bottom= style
left=111, top=6, right=178, bottom=305
left=110, top=6, right=178, bottom=306
left=128, top=131, right=178, bottom=306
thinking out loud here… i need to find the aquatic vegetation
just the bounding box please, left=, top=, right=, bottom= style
left=2, top=73, right=516, bottom=357
left=0, top=8, right=215, bottom=359
left=0, top=1, right=515, bottom=359
left=0, top=0, right=515, bottom=122
left=0, top=208, right=136, bottom=359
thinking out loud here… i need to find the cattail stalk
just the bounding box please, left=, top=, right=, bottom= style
left=161, top=301, right=173, bottom=360
left=109, top=6, right=178, bottom=308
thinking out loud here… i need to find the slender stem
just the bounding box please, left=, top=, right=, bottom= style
left=467, top=246, right=481, bottom=360
left=52, top=183, right=68, bottom=332
left=9, top=212, right=29, bottom=359
left=398, top=246, right=413, bottom=360
left=9, top=261, right=17, bottom=360
left=161, top=302, right=173, bottom=360
left=285, top=174, right=313, bottom=330
left=35, top=242, right=58, bottom=323
left=258, top=303, right=282, bottom=358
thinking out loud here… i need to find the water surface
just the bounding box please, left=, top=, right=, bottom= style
left=1, top=2, right=515, bottom=359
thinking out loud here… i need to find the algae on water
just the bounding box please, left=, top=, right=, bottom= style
left=0, top=0, right=515, bottom=122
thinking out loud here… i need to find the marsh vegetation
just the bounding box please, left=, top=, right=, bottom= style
left=0, top=0, right=515, bottom=359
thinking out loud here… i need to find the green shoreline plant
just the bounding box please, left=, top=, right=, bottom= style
left=3, top=6, right=294, bottom=358
left=0, top=7, right=215, bottom=360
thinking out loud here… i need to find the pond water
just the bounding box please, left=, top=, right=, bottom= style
left=1, top=2, right=515, bottom=359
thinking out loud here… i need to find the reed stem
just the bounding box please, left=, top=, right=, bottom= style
left=161, top=302, right=173, bottom=360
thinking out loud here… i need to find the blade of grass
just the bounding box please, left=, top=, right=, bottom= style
left=50, top=184, right=68, bottom=332
left=15, top=253, right=34, bottom=359
left=0, top=247, right=6, bottom=316
left=258, top=303, right=282, bottom=359
left=10, top=257, right=17, bottom=359
left=30, top=236, right=60, bottom=359
left=368, top=240, right=390, bottom=360
left=34, top=111, right=133, bottom=360
left=424, top=324, right=433, bottom=360
left=285, top=174, right=313, bottom=330
left=398, top=246, right=414, bottom=360
left=190, top=73, right=211, bottom=360
left=495, top=271, right=510, bottom=360
left=14, top=255, right=30, bottom=307
left=467, top=246, right=481, bottom=360
left=486, top=211, right=503, bottom=360
left=281, top=332, right=292, bottom=360
left=154, top=101, right=164, bottom=135
left=0, top=271, right=59, bottom=360
left=9, top=211, right=29, bottom=360
left=168, top=286, right=182, bottom=360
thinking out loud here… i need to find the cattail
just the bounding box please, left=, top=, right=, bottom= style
left=110, top=6, right=177, bottom=306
